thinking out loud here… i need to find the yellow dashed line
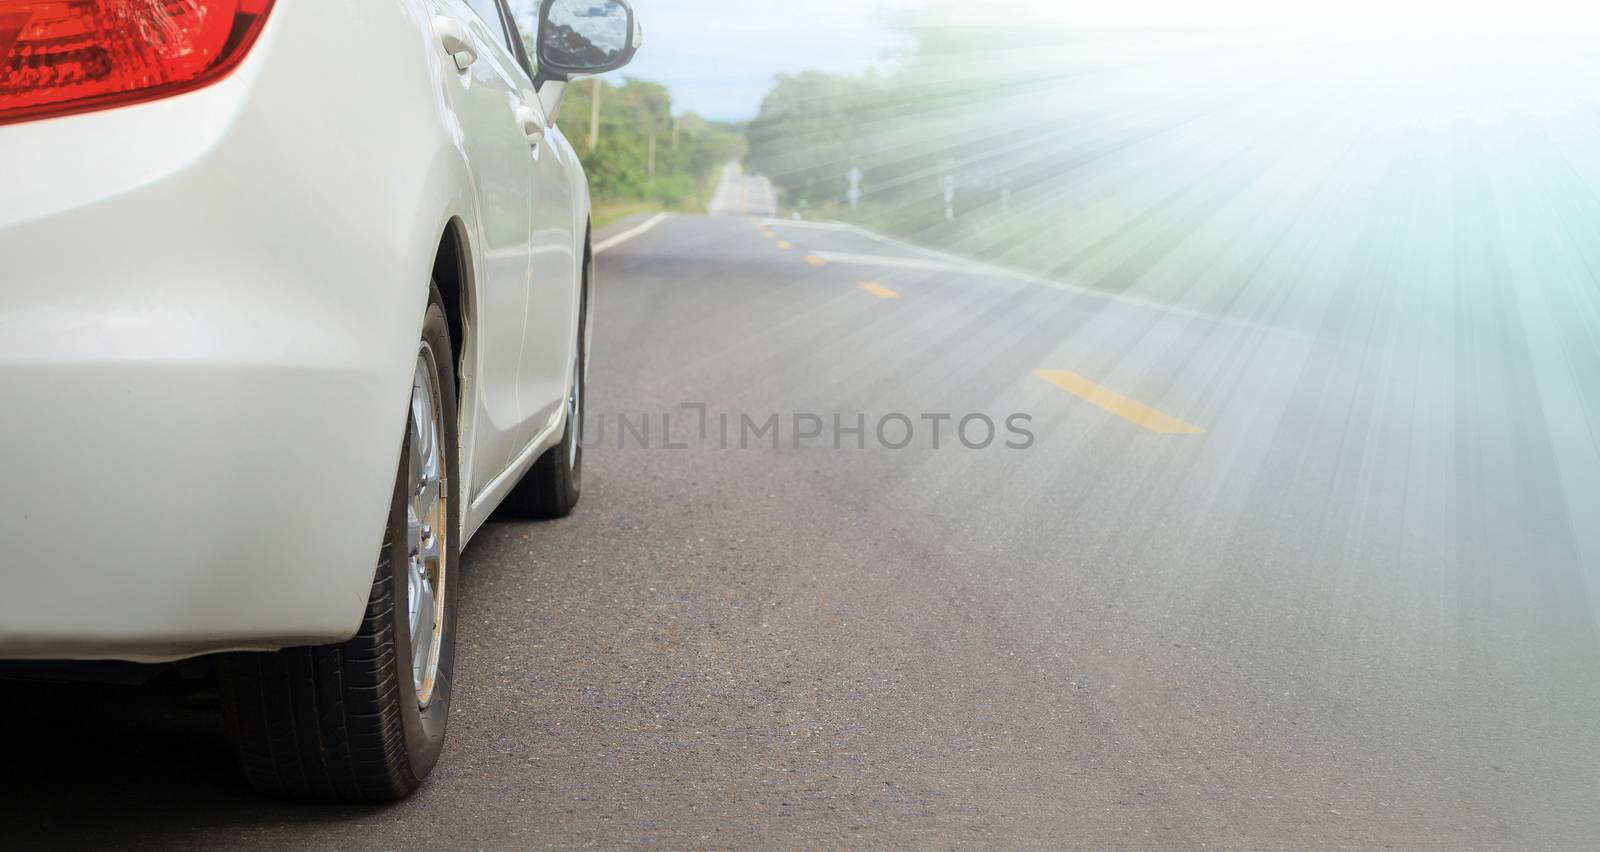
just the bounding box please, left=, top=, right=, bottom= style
left=859, top=282, right=901, bottom=299
left=806, top=255, right=827, bottom=267
left=1033, top=369, right=1206, bottom=435
left=763, top=230, right=777, bottom=239
left=777, top=240, right=793, bottom=250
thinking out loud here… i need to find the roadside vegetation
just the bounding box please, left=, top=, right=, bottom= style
left=556, top=78, right=745, bottom=228
left=742, top=10, right=1139, bottom=289
left=743, top=17, right=1065, bottom=274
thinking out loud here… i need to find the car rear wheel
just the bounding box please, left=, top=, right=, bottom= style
left=219, top=286, right=459, bottom=801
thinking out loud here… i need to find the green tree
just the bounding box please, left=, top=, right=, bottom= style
left=559, top=78, right=745, bottom=210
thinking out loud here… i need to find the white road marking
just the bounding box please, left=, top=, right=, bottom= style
left=787, top=222, right=1305, bottom=336
left=758, top=218, right=855, bottom=232
left=594, top=212, right=670, bottom=254
left=763, top=218, right=1000, bottom=270
left=810, top=251, right=970, bottom=273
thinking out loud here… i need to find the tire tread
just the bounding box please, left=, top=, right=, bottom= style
left=219, top=286, right=459, bottom=802
left=220, top=541, right=418, bottom=801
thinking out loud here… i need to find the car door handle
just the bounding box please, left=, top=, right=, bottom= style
left=516, top=106, right=546, bottom=145
left=433, top=16, right=476, bottom=71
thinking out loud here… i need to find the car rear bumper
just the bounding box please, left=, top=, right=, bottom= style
left=0, top=358, right=397, bottom=662
left=0, top=1, right=444, bottom=662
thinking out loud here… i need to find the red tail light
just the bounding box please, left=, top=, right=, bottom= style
left=0, top=0, right=275, bottom=126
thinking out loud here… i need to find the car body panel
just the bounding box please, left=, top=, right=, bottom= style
left=0, top=0, right=590, bottom=661
left=433, top=0, right=546, bottom=505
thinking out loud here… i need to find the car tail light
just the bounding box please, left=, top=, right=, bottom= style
left=0, top=0, right=275, bottom=126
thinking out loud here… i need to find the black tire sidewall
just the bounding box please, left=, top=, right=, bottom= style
left=387, top=293, right=460, bottom=781
left=569, top=266, right=588, bottom=495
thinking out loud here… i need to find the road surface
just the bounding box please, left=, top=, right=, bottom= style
left=6, top=207, right=1599, bottom=849
left=706, top=163, right=778, bottom=217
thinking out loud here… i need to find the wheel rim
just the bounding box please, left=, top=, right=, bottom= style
left=567, top=337, right=583, bottom=485
left=406, top=344, right=448, bottom=709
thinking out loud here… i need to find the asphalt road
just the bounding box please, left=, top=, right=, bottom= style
left=6, top=199, right=1600, bottom=849
left=706, top=164, right=778, bottom=217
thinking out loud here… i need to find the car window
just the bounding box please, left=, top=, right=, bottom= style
left=465, top=0, right=513, bottom=50
left=502, top=0, right=541, bottom=75
left=499, top=0, right=539, bottom=80
left=502, top=0, right=540, bottom=40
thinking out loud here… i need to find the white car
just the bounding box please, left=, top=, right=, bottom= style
left=0, top=0, right=639, bottom=799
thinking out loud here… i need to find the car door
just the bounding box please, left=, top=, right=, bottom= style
left=502, top=3, right=581, bottom=445
left=519, top=122, right=579, bottom=443
left=430, top=0, right=539, bottom=504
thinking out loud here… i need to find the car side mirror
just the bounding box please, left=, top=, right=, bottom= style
left=535, top=0, right=642, bottom=86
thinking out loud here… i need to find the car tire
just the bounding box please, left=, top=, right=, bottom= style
left=499, top=249, right=589, bottom=520
left=218, top=285, right=460, bottom=801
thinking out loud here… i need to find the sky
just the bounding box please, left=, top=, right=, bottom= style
left=611, top=0, right=906, bottom=122
left=601, top=0, right=1600, bottom=122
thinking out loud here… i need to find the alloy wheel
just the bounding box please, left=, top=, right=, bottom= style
left=406, top=344, right=449, bottom=708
